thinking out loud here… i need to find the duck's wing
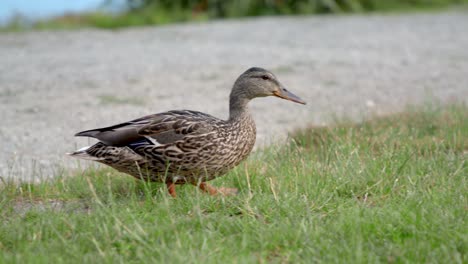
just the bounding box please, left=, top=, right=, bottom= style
left=75, top=110, right=219, bottom=147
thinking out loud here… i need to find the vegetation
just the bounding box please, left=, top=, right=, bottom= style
left=1, top=104, right=466, bottom=262
left=2, top=0, right=468, bottom=31
left=125, top=0, right=468, bottom=16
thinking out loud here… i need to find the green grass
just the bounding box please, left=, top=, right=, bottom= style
left=1, top=104, right=467, bottom=263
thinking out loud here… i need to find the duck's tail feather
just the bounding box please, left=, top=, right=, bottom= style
left=74, top=129, right=102, bottom=138
left=67, top=143, right=108, bottom=161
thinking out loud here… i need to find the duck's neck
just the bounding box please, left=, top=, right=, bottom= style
left=228, top=94, right=251, bottom=122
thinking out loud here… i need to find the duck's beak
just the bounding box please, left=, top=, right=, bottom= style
left=273, top=87, right=306, bottom=105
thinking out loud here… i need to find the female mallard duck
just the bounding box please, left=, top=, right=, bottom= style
left=69, top=67, right=305, bottom=197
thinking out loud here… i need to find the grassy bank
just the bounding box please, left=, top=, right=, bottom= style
left=0, top=104, right=466, bottom=263
left=2, top=0, right=468, bottom=31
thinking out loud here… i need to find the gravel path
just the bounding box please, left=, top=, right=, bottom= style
left=1, top=11, right=467, bottom=180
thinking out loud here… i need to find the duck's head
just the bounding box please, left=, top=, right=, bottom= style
left=232, top=67, right=306, bottom=105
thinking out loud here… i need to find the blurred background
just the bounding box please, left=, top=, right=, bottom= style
left=1, top=0, right=467, bottom=30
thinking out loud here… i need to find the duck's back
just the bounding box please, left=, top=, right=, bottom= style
left=131, top=111, right=257, bottom=183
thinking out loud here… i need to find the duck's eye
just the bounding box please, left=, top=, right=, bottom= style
left=261, top=75, right=270, bottom=80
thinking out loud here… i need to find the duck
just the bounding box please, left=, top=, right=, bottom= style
left=69, top=67, right=306, bottom=197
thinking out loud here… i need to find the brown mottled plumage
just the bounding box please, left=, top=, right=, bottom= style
left=69, top=67, right=305, bottom=197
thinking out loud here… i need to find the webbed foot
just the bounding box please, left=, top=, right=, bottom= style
left=196, top=182, right=238, bottom=196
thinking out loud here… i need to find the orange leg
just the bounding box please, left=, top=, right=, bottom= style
left=196, top=182, right=238, bottom=196
left=166, top=182, right=177, bottom=198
